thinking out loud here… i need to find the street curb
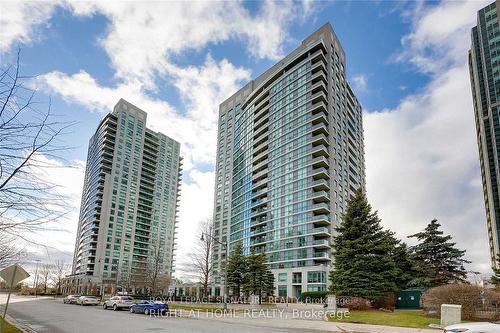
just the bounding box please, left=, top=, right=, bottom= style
left=4, top=313, right=35, bottom=333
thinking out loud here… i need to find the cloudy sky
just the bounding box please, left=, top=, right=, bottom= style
left=0, top=0, right=492, bottom=277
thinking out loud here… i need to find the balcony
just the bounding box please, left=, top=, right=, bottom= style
left=312, top=190, right=329, bottom=203
left=311, top=156, right=328, bottom=168
left=252, top=168, right=268, bottom=182
left=253, top=132, right=268, bottom=149
left=253, top=178, right=268, bottom=191
left=253, top=150, right=268, bottom=165
left=312, top=226, right=330, bottom=237
left=254, top=103, right=269, bottom=122
left=309, top=80, right=327, bottom=96
left=254, top=110, right=270, bottom=130
left=311, top=144, right=329, bottom=158
left=312, top=239, right=330, bottom=249
left=310, top=90, right=327, bottom=105
left=253, top=141, right=268, bottom=156
left=251, top=215, right=268, bottom=227
left=251, top=198, right=267, bottom=209
left=254, top=122, right=269, bottom=140
left=312, top=203, right=330, bottom=214
left=311, top=214, right=330, bottom=227
left=253, top=159, right=268, bottom=173
left=311, top=133, right=329, bottom=147
left=251, top=207, right=267, bottom=219
left=251, top=188, right=268, bottom=199
left=250, top=227, right=269, bottom=237
left=309, top=68, right=327, bottom=86
left=311, top=111, right=328, bottom=126
left=310, top=101, right=327, bottom=115
left=311, top=167, right=329, bottom=180
left=311, top=122, right=328, bottom=136
left=311, top=179, right=329, bottom=191
left=313, top=252, right=330, bottom=262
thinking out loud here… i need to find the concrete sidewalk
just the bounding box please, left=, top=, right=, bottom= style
left=194, top=310, right=440, bottom=333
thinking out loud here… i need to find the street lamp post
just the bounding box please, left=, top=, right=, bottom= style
left=98, top=258, right=104, bottom=300
left=33, top=260, right=40, bottom=298
left=200, top=233, right=229, bottom=311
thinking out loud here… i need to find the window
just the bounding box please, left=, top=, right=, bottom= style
left=278, top=273, right=287, bottom=282
left=307, top=271, right=326, bottom=284
left=278, top=285, right=287, bottom=297
left=307, top=285, right=326, bottom=292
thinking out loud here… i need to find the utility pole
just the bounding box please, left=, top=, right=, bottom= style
left=33, top=259, right=40, bottom=298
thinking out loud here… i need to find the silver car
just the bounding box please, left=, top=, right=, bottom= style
left=102, top=295, right=134, bottom=310
left=77, top=295, right=100, bottom=306
left=63, top=295, right=80, bottom=304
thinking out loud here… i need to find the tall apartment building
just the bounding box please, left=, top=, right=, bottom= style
left=211, top=23, right=365, bottom=298
left=469, top=0, right=500, bottom=267
left=69, top=99, right=182, bottom=293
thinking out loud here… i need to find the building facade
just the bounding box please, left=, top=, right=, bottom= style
left=212, top=23, right=365, bottom=298
left=69, top=99, right=182, bottom=294
left=469, top=0, right=500, bottom=267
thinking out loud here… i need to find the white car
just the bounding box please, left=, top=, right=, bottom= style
left=76, top=295, right=100, bottom=306
left=444, top=322, right=500, bottom=333
left=103, top=295, right=135, bottom=310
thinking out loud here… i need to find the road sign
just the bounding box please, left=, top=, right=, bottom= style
left=0, top=264, right=30, bottom=332
left=0, top=264, right=30, bottom=287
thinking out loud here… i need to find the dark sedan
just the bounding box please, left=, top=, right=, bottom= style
left=130, top=301, right=169, bottom=315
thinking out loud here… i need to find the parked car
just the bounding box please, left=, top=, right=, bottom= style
left=77, top=295, right=100, bottom=306
left=130, top=300, right=169, bottom=315
left=63, top=295, right=80, bottom=304
left=444, top=322, right=500, bottom=333
left=103, top=295, right=134, bottom=310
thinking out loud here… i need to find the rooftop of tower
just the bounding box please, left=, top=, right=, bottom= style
left=219, top=22, right=345, bottom=108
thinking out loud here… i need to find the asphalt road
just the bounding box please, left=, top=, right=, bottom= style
left=0, top=295, right=336, bottom=333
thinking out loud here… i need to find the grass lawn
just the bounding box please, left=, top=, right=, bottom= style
left=0, top=317, right=22, bottom=333
left=169, top=304, right=225, bottom=312
left=329, top=309, right=440, bottom=329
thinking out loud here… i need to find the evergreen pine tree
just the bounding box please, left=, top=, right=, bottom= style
left=329, top=190, right=398, bottom=301
left=226, top=242, right=247, bottom=299
left=408, top=219, right=470, bottom=287
left=490, top=254, right=500, bottom=288
left=242, top=251, right=274, bottom=304
left=390, top=240, right=415, bottom=290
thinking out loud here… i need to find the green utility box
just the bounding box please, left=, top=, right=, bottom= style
left=396, top=289, right=422, bottom=309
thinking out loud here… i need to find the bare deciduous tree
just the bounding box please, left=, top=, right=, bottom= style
left=146, top=246, right=171, bottom=295
left=51, top=260, right=69, bottom=295
left=0, top=49, right=73, bottom=242
left=189, top=218, right=214, bottom=298
left=38, top=263, right=54, bottom=294
left=0, top=235, right=25, bottom=269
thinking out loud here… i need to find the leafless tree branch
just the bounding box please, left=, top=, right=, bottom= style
left=0, top=49, right=75, bottom=242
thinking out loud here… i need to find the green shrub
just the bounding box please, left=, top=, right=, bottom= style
left=422, top=284, right=500, bottom=320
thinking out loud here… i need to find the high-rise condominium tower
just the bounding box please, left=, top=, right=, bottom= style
left=469, top=0, right=500, bottom=267
left=211, top=23, right=365, bottom=297
left=70, top=99, right=182, bottom=293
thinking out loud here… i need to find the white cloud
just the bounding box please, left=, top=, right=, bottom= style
left=0, top=1, right=59, bottom=52
left=39, top=55, right=250, bottom=171
left=395, top=0, right=489, bottom=74
left=15, top=153, right=85, bottom=265
left=175, top=169, right=215, bottom=278
left=352, top=74, right=368, bottom=91
left=365, top=0, right=492, bottom=274
left=65, top=0, right=308, bottom=88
